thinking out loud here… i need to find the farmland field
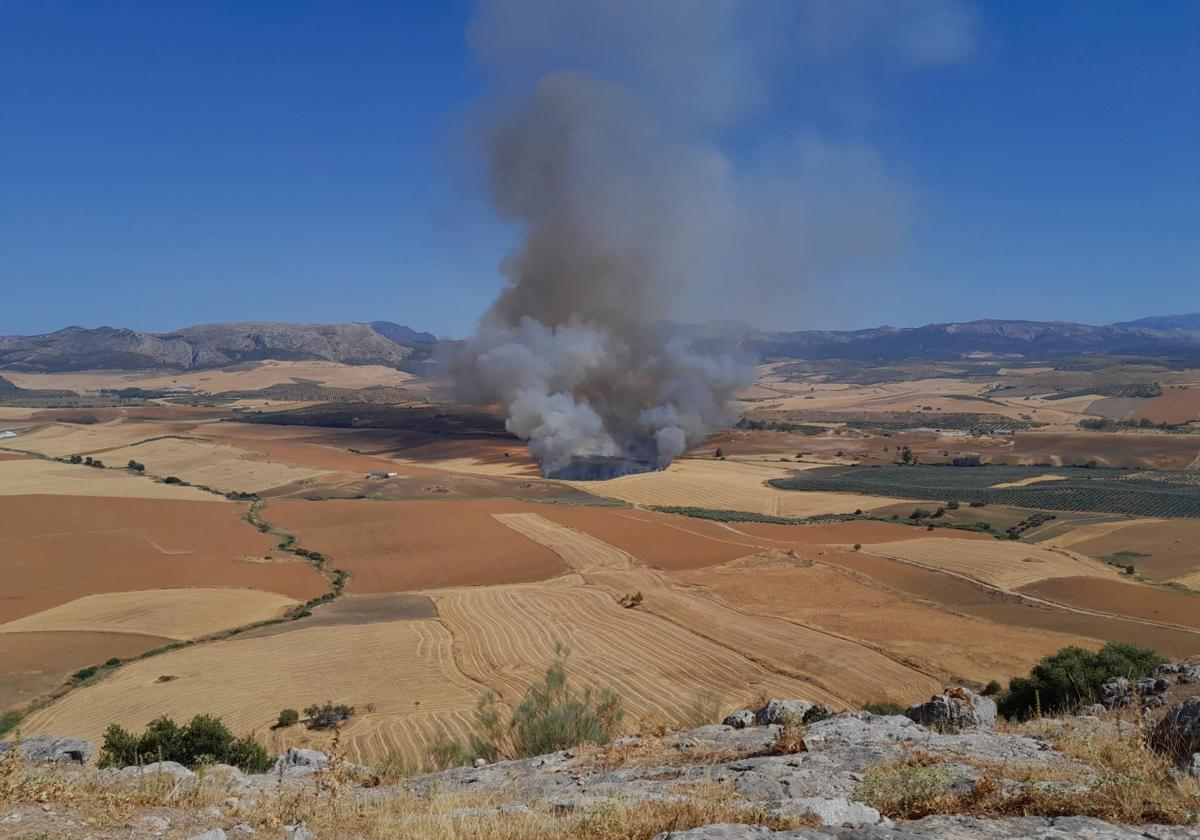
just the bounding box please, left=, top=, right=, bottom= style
left=0, top=588, right=299, bottom=640
left=0, top=458, right=221, bottom=501
left=0, top=495, right=325, bottom=623
left=771, top=464, right=1200, bottom=518
left=261, top=499, right=569, bottom=592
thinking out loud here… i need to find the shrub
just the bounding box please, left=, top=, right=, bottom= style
left=947, top=500, right=960, bottom=510
left=0, top=711, right=22, bottom=737
left=276, top=708, right=300, bottom=728
left=431, top=647, right=624, bottom=768
left=304, top=701, right=355, bottom=730
left=104, top=657, right=121, bottom=667
left=862, top=701, right=906, bottom=716
left=854, top=757, right=955, bottom=818
left=981, top=680, right=1002, bottom=696
left=997, top=642, right=1166, bottom=719
left=96, top=714, right=271, bottom=772
left=127, top=460, right=145, bottom=472
left=71, top=665, right=98, bottom=683
left=163, top=476, right=182, bottom=484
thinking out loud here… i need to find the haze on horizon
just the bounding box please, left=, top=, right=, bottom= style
left=1, top=0, right=1197, bottom=339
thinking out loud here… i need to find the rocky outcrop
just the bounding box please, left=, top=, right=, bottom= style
left=0, top=735, right=93, bottom=764
left=654, top=815, right=1200, bottom=838
left=903, top=688, right=996, bottom=732
left=1151, top=697, right=1200, bottom=764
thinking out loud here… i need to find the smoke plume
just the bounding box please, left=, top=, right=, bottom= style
left=457, top=0, right=976, bottom=479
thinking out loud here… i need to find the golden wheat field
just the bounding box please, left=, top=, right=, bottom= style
left=100, top=436, right=330, bottom=493
left=0, top=458, right=221, bottom=501
left=480, top=516, right=940, bottom=705
left=18, top=619, right=486, bottom=764
left=578, top=458, right=907, bottom=516
left=0, top=588, right=299, bottom=640
left=860, top=537, right=1120, bottom=590
left=6, top=418, right=178, bottom=458
left=430, top=581, right=833, bottom=723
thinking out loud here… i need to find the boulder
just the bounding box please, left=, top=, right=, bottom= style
left=904, top=688, right=996, bottom=732
left=1150, top=697, right=1200, bottom=764
left=272, top=748, right=329, bottom=774
left=0, top=735, right=94, bottom=764
left=721, top=709, right=755, bottom=729
left=189, top=831, right=227, bottom=840
left=754, top=699, right=812, bottom=726
left=1099, top=677, right=1132, bottom=709
left=119, top=761, right=195, bottom=781
left=1177, top=665, right=1200, bottom=685
left=785, top=796, right=882, bottom=827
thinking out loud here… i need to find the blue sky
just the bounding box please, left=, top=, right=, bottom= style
left=1, top=0, right=1197, bottom=337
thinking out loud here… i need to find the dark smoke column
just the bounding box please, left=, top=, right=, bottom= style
left=457, top=73, right=752, bottom=479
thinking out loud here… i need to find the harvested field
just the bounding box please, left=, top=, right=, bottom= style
left=676, top=558, right=1091, bottom=687
left=261, top=499, right=569, bottom=592
left=990, top=473, right=1068, bottom=488
left=0, top=459, right=220, bottom=501
left=19, top=620, right=485, bottom=765
left=240, top=594, right=438, bottom=638
left=7, top=418, right=182, bottom=458
left=492, top=515, right=939, bottom=705
left=1173, top=571, right=1200, bottom=590
left=860, top=538, right=1118, bottom=589
left=0, top=631, right=172, bottom=712
left=1, top=361, right=415, bottom=395
left=1008, top=431, right=1200, bottom=470
left=0, top=451, right=31, bottom=461
left=819, top=550, right=1200, bottom=659
left=1067, top=518, right=1200, bottom=582
left=201, top=423, right=415, bottom=473
left=1019, top=576, right=1200, bottom=630
left=0, top=588, right=298, bottom=640
left=390, top=436, right=540, bottom=478
left=1134, top=387, right=1200, bottom=425
left=430, top=582, right=837, bottom=721
left=582, top=458, right=903, bottom=517
left=101, top=436, right=329, bottom=493
left=0, top=495, right=326, bottom=623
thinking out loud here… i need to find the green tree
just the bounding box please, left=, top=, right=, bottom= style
left=997, top=642, right=1165, bottom=719
left=276, top=708, right=300, bottom=728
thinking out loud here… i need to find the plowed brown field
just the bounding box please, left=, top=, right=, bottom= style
left=1019, top=577, right=1200, bottom=630
left=0, top=495, right=326, bottom=623
left=1134, top=387, right=1200, bottom=425
left=261, top=499, right=568, bottom=592
left=1068, top=519, right=1200, bottom=582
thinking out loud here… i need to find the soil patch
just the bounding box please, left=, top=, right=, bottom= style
left=1020, top=576, right=1200, bottom=630
left=241, top=594, right=438, bottom=638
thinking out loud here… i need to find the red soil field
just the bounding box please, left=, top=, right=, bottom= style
left=1008, top=431, right=1200, bottom=470
left=1071, top=519, right=1200, bottom=582
left=0, top=495, right=327, bottom=623
left=1020, top=577, right=1200, bottom=631
left=820, top=550, right=1200, bottom=659
left=0, top=630, right=171, bottom=711
left=0, top=452, right=31, bottom=461
left=532, top=507, right=761, bottom=571
left=202, top=423, right=414, bottom=473
left=1134, top=387, right=1200, bottom=425
left=260, top=499, right=569, bottom=593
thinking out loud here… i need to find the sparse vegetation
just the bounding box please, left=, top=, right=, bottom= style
left=276, top=708, right=300, bottom=728
left=304, top=701, right=356, bottom=730
left=431, top=648, right=624, bottom=768
left=861, top=701, right=905, bottom=716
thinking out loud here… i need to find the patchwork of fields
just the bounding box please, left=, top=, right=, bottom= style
left=4, top=361, right=1199, bottom=766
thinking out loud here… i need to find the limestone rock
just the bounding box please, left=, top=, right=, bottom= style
left=722, top=709, right=756, bottom=729
left=0, top=735, right=94, bottom=764
left=755, top=699, right=813, bottom=726
left=904, top=688, right=996, bottom=732
left=1151, top=697, right=1200, bottom=764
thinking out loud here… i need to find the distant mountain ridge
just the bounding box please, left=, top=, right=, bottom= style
left=0, top=321, right=435, bottom=373
left=1, top=315, right=1197, bottom=372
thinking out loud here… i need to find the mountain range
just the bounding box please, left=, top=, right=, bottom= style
left=1, top=315, right=1197, bottom=373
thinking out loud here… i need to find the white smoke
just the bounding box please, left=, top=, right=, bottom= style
left=456, top=0, right=977, bottom=478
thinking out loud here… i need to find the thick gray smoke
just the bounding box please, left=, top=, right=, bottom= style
left=457, top=0, right=976, bottom=478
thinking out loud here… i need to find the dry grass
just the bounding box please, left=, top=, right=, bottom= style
left=855, top=727, right=1200, bottom=825
left=0, top=458, right=220, bottom=501
left=577, top=458, right=901, bottom=517
left=0, top=588, right=298, bottom=640
left=101, top=436, right=328, bottom=494
left=861, top=537, right=1120, bottom=590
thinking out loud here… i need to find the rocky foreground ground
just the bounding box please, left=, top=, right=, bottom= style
left=3, top=681, right=1200, bottom=840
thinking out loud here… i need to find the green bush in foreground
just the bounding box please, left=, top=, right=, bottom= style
left=432, top=646, right=624, bottom=768
left=998, top=642, right=1165, bottom=719
left=97, top=714, right=271, bottom=772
